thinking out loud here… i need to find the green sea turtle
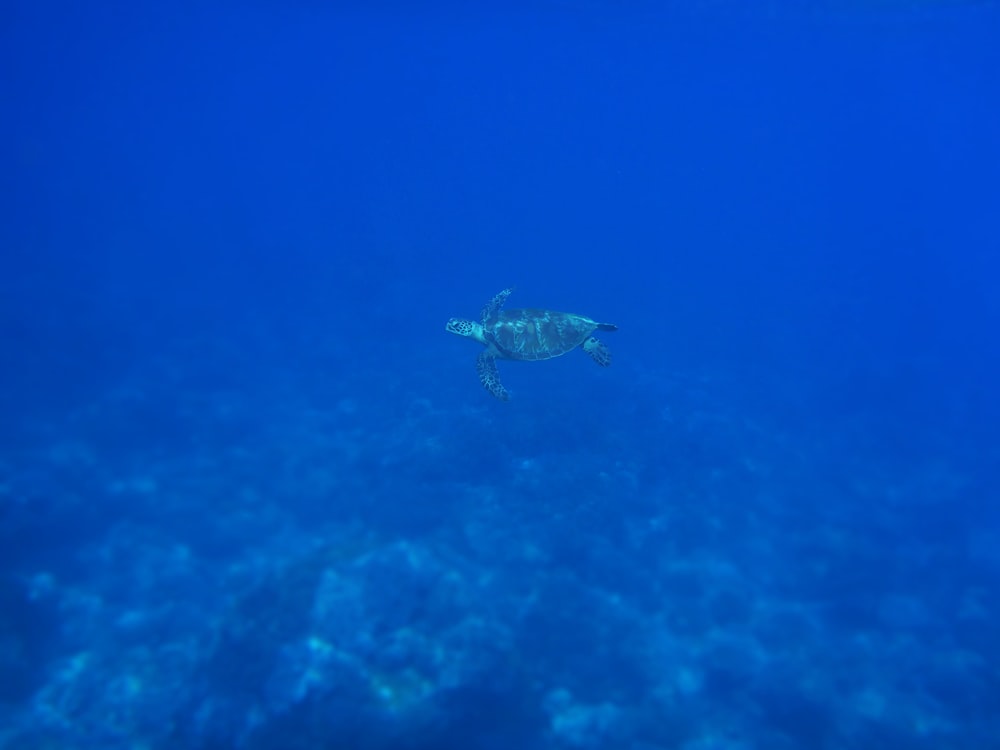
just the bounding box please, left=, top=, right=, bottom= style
left=445, top=288, right=618, bottom=401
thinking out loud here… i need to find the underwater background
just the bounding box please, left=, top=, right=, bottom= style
left=2, top=1, right=999, bottom=748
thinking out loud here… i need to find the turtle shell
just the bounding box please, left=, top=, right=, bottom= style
left=487, top=308, right=599, bottom=361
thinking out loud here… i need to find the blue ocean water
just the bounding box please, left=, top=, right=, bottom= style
left=2, top=1, right=999, bottom=747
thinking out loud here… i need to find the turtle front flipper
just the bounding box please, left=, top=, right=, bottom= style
left=480, top=288, right=513, bottom=326
left=477, top=350, right=510, bottom=401
left=583, top=337, right=611, bottom=367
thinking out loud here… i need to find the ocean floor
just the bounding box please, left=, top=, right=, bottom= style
left=0, top=333, right=996, bottom=750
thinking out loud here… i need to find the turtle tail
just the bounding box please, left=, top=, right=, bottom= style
left=596, top=323, right=618, bottom=332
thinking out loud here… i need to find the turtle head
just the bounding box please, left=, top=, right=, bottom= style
left=446, top=318, right=485, bottom=344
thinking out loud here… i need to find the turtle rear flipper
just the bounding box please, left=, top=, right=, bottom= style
left=583, top=337, right=611, bottom=367
left=477, top=350, right=510, bottom=401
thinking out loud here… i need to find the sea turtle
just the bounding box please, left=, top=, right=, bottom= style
left=445, top=288, right=618, bottom=401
